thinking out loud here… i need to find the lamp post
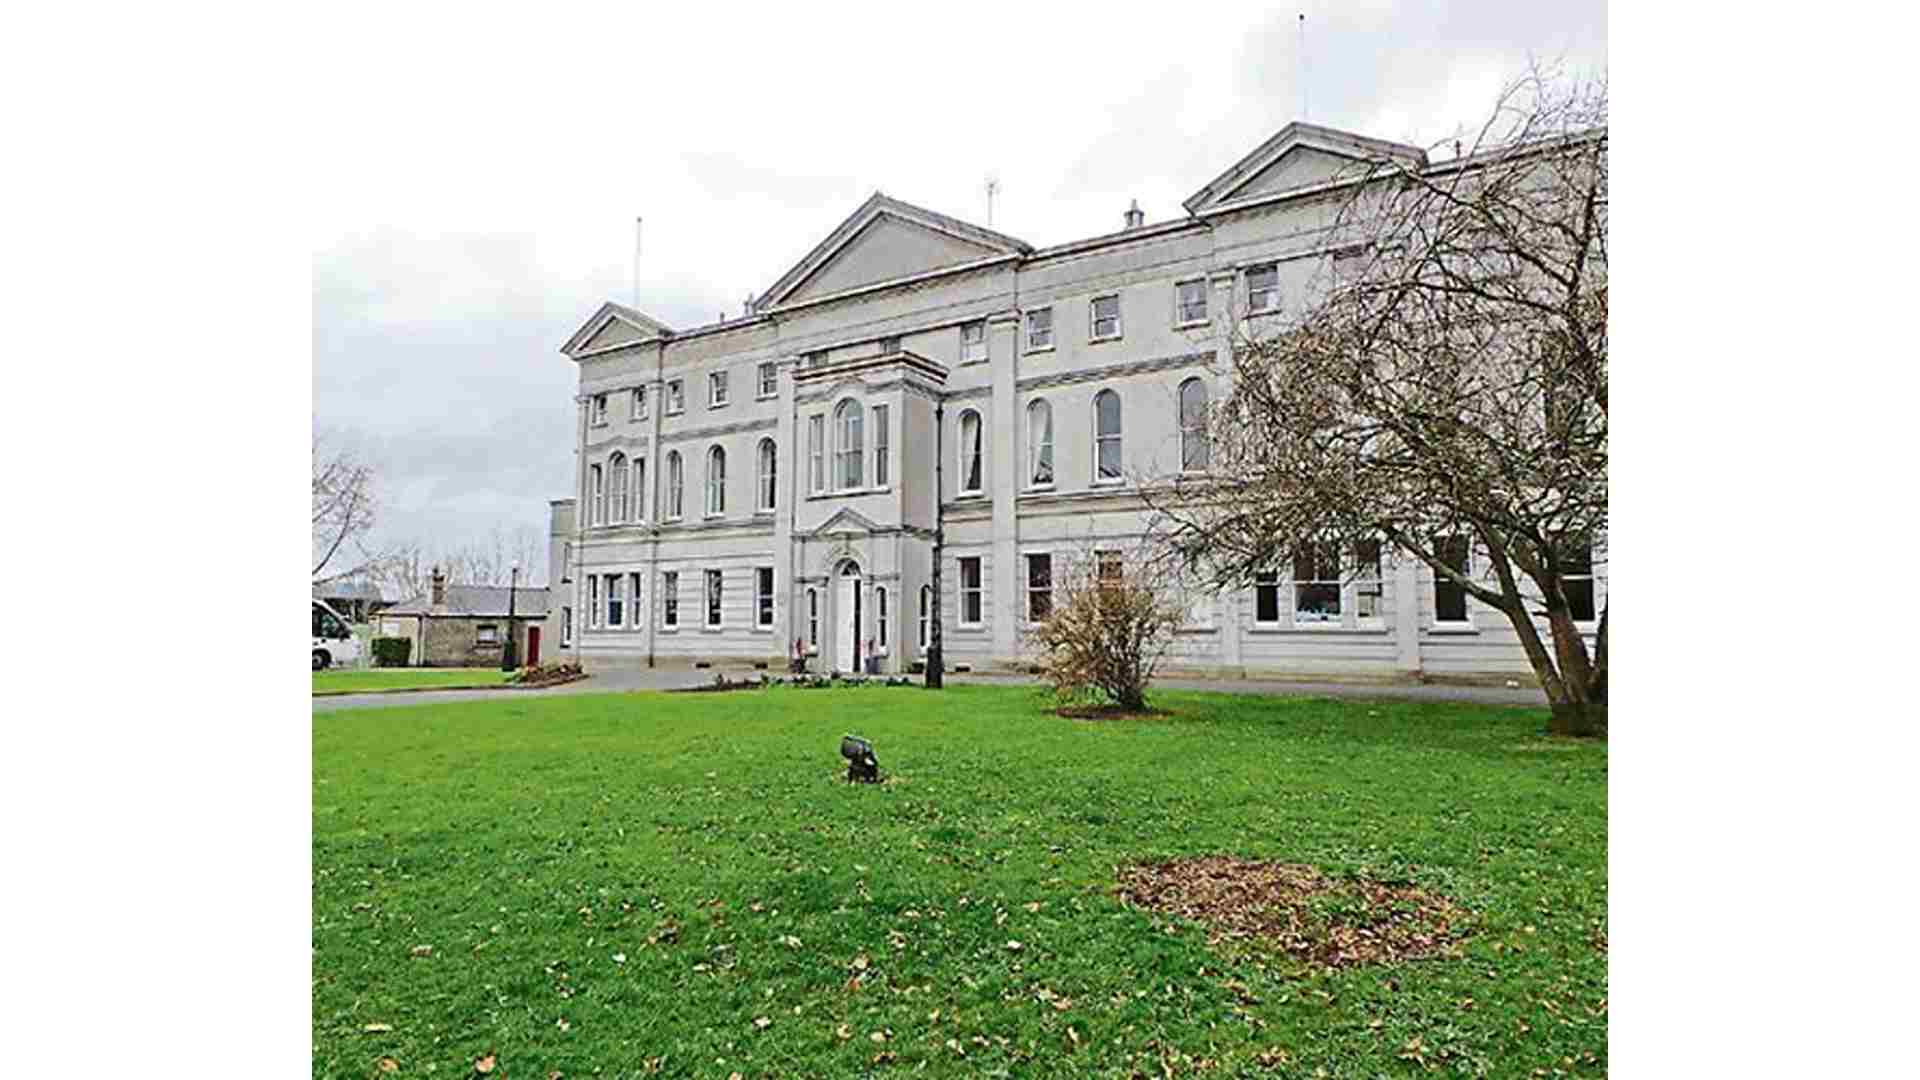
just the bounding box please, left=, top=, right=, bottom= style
left=502, top=563, right=521, bottom=671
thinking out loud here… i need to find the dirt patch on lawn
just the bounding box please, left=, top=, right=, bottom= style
left=1115, top=856, right=1468, bottom=969
left=1056, top=704, right=1176, bottom=721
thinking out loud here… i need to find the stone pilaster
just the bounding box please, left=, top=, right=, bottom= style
left=987, top=310, right=1021, bottom=666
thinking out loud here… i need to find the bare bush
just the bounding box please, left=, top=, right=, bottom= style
left=1029, top=547, right=1188, bottom=711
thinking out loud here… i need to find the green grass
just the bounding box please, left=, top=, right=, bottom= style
left=313, top=668, right=513, bottom=695
left=314, top=686, right=1606, bottom=1077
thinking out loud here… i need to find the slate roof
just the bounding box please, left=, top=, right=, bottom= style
left=383, top=585, right=551, bottom=618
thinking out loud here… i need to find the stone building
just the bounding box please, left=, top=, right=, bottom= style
left=382, top=568, right=549, bottom=668
left=546, top=121, right=1605, bottom=681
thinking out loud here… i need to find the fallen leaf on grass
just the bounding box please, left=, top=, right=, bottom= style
left=375, top=1058, right=399, bottom=1073
left=1023, top=902, right=1042, bottom=913
left=753, top=1016, right=771, bottom=1030
left=778, top=935, right=801, bottom=949
left=834, top=1024, right=852, bottom=1040
left=410, top=945, right=433, bottom=958
left=362, top=1023, right=393, bottom=1033
left=474, top=1052, right=497, bottom=1074
left=1005, top=940, right=1023, bottom=951
left=869, top=1029, right=889, bottom=1043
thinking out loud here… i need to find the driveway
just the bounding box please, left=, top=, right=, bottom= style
left=312, top=667, right=1545, bottom=712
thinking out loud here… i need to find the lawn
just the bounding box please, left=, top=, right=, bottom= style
left=313, top=668, right=513, bottom=695
left=313, top=685, right=1606, bottom=1077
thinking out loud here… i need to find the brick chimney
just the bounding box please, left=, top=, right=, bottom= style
left=1124, top=199, right=1145, bottom=230
left=430, top=566, right=447, bottom=609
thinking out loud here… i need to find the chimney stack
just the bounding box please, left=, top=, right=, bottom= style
left=1124, top=199, right=1145, bottom=230
left=430, top=565, right=446, bottom=608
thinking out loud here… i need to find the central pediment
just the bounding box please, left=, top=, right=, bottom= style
left=1182, top=122, right=1429, bottom=216
left=756, top=193, right=1031, bottom=311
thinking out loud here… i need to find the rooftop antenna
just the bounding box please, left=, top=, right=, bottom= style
left=985, top=174, right=1000, bottom=227
left=1298, top=12, right=1310, bottom=123
left=641, top=215, right=656, bottom=307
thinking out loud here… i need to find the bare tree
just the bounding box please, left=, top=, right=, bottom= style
left=1028, top=544, right=1189, bottom=712
left=312, top=430, right=396, bottom=584
left=1152, top=71, right=1608, bottom=734
left=441, top=525, right=546, bottom=587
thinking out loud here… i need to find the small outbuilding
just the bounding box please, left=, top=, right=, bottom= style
left=380, top=567, right=549, bottom=668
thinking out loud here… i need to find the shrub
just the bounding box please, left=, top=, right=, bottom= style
left=370, top=637, right=412, bottom=667
left=1029, top=548, right=1187, bottom=711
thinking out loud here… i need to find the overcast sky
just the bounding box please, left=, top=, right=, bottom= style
left=312, top=2, right=1606, bottom=576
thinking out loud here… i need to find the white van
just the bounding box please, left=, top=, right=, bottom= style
left=312, top=598, right=362, bottom=670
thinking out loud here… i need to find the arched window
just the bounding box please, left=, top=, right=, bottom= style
left=1026, top=399, right=1053, bottom=487
left=590, top=464, right=605, bottom=525
left=1093, top=389, right=1122, bottom=482
left=876, top=585, right=889, bottom=650
left=665, top=451, right=683, bottom=519
left=918, top=585, right=931, bottom=651
left=706, top=445, right=726, bottom=515
left=757, top=438, right=776, bottom=511
left=608, top=453, right=629, bottom=522
left=633, top=456, right=647, bottom=521
left=958, top=409, right=984, bottom=493
left=1178, top=378, right=1209, bottom=472
left=834, top=399, right=864, bottom=489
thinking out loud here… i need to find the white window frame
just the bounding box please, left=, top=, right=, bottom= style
left=917, top=585, right=930, bottom=652
left=1252, top=571, right=1283, bottom=627
left=1026, top=398, right=1053, bottom=489
left=756, top=438, right=777, bottom=512
left=630, top=572, right=645, bottom=631
left=705, top=569, right=723, bottom=627
left=957, top=409, right=984, bottom=495
left=959, top=320, right=987, bottom=363
left=757, top=361, right=777, bottom=399
left=633, top=457, right=647, bottom=522
left=878, top=335, right=900, bottom=354
left=589, top=576, right=602, bottom=629
left=1089, top=294, right=1122, bottom=342
left=632, top=386, right=648, bottom=420
left=589, top=464, right=605, bottom=526
left=607, top=573, right=626, bottom=628
left=1432, top=536, right=1473, bottom=627
left=662, top=570, right=679, bottom=628
left=873, top=404, right=890, bottom=488
left=808, top=414, right=825, bottom=494
left=1246, top=262, right=1279, bottom=315
left=592, top=393, right=608, bottom=425
left=1561, top=536, right=1598, bottom=626
left=875, top=585, right=889, bottom=653
left=1092, top=389, right=1123, bottom=485
left=756, top=567, right=775, bottom=628
left=708, top=369, right=729, bottom=408
left=1178, top=378, right=1209, bottom=474
left=806, top=587, right=820, bottom=653
left=608, top=453, right=629, bottom=522
left=834, top=399, right=864, bottom=491
left=1290, top=540, right=1345, bottom=627
left=1025, top=551, right=1053, bottom=623
left=705, top=445, right=726, bottom=517
left=958, top=556, right=983, bottom=627
left=561, top=605, right=573, bottom=646
left=1174, top=278, right=1208, bottom=327
left=1025, top=307, right=1053, bottom=352
left=665, top=451, right=684, bottom=520
left=667, top=378, right=685, bottom=414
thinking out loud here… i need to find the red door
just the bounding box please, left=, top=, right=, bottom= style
left=526, top=626, right=541, bottom=666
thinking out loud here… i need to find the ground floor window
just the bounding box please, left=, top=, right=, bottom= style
left=589, top=577, right=602, bottom=628
left=706, top=569, right=723, bottom=627
left=756, top=567, right=774, bottom=627
left=1095, top=550, right=1122, bottom=588
left=629, top=572, right=644, bottom=630
left=959, top=557, right=983, bottom=625
left=1291, top=541, right=1342, bottom=624
left=1434, top=536, right=1470, bottom=623
left=476, top=624, right=499, bottom=645
left=608, top=573, right=625, bottom=627
left=1026, top=553, right=1052, bottom=621
left=918, top=585, right=930, bottom=652
left=561, top=606, right=572, bottom=645
left=1254, top=571, right=1281, bottom=625
left=807, top=587, right=820, bottom=651
left=876, top=585, right=889, bottom=650
left=1561, top=536, right=1596, bottom=622
left=662, top=571, right=679, bottom=628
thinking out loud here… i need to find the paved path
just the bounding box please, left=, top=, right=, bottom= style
left=313, top=667, right=1544, bottom=712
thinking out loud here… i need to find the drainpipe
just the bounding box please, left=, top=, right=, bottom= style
left=927, top=400, right=944, bottom=689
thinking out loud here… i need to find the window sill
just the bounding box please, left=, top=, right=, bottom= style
left=756, top=392, right=777, bottom=401
left=1024, top=344, right=1055, bottom=355
left=1175, top=626, right=1219, bottom=636
left=956, top=490, right=986, bottom=499
left=753, top=508, right=775, bottom=517
left=1249, top=624, right=1390, bottom=635
left=1023, top=483, right=1055, bottom=493
left=709, top=401, right=729, bottom=410
left=1426, top=623, right=1478, bottom=635
left=807, top=486, right=891, bottom=499
left=957, top=356, right=989, bottom=367
left=1245, top=305, right=1280, bottom=319
left=700, top=626, right=724, bottom=633
left=1088, top=334, right=1123, bottom=345
left=954, top=625, right=986, bottom=634
left=1091, top=477, right=1125, bottom=487
left=1173, top=319, right=1209, bottom=331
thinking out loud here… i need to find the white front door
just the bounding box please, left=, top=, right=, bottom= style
left=835, top=573, right=860, bottom=672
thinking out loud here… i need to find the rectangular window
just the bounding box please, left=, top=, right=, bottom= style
left=592, top=394, right=608, bottom=424
left=1562, top=537, right=1596, bottom=622
left=630, top=572, right=644, bottom=630
left=1254, top=571, right=1281, bottom=625
left=757, top=361, right=777, bottom=398
left=705, top=569, right=723, bottom=627
left=808, top=415, right=825, bottom=493
left=1354, top=540, right=1383, bottom=620
left=589, top=576, right=602, bottom=629
left=878, top=335, right=900, bottom=354
left=959, top=320, right=987, bottom=363
left=1025, top=307, right=1053, bottom=351
left=708, top=370, right=729, bottom=407
left=1434, top=536, right=1470, bottom=624
left=807, top=588, right=820, bottom=651
left=1096, top=550, right=1123, bottom=589
left=561, top=606, right=573, bottom=646
left=608, top=573, right=625, bottom=627
left=756, top=567, right=774, bottom=628
left=804, top=350, right=827, bottom=368
left=476, top=624, right=499, bottom=645
left=873, top=404, right=889, bottom=487
left=1332, top=245, right=1368, bottom=291
left=1292, top=541, right=1342, bottom=624
left=1175, top=279, right=1208, bottom=324
left=662, top=571, right=679, bottom=628
left=1246, top=263, right=1278, bottom=313
left=876, top=586, right=889, bottom=650
left=1026, top=553, right=1052, bottom=622
left=959, top=557, right=982, bottom=626
left=667, top=379, right=685, bottom=414
left=632, top=386, right=647, bottom=419
left=634, top=458, right=646, bottom=521
left=1090, top=294, right=1121, bottom=340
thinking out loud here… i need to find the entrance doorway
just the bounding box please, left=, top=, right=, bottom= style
left=834, top=561, right=862, bottom=672
left=526, top=625, right=541, bottom=666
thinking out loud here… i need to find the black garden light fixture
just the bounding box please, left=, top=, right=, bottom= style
left=840, top=734, right=880, bottom=784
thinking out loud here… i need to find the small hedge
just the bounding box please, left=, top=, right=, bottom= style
left=370, top=638, right=412, bottom=667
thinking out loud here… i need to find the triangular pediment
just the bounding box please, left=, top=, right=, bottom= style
left=809, top=506, right=883, bottom=536
left=1183, top=122, right=1428, bottom=216
left=561, top=302, right=673, bottom=358
left=757, top=193, right=1032, bottom=311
